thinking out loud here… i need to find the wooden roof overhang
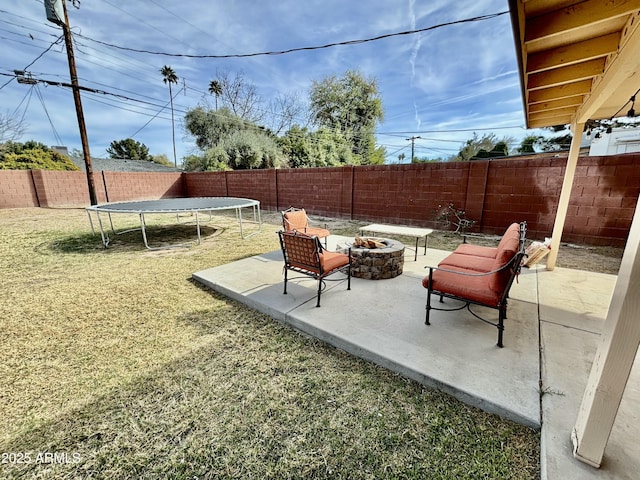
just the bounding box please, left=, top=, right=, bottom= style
left=509, top=1, right=640, bottom=470
left=509, top=0, right=640, bottom=129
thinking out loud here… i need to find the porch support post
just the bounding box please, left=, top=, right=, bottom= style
left=546, top=121, right=584, bottom=271
left=571, top=195, right=640, bottom=467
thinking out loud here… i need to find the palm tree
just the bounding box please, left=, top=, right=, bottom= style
left=161, top=65, right=178, bottom=167
left=208, top=80, right=222, bottom=110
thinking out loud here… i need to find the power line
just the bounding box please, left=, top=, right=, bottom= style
left=34, top=84, right=63, bottom=145
left=73, top=11, right=508, bottom=58
left=2, top=72, right=189, bottom=114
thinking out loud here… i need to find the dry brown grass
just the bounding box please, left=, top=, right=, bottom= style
left=0, top=207, right=588, bottom=479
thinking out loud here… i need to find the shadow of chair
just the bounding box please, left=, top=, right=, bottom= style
left=277, top=230, right=351, bottom=307
left=282, top=207, right=330, bottom=247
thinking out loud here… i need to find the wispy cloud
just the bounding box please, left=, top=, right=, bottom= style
left=4, top=1, right=525, bottom=162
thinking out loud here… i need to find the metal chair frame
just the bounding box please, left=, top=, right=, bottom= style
left=425, top=222, right=527, bottom=347
left=278, top=230, right=351, bottom=307
left=281, top=207, right=330, bottom=247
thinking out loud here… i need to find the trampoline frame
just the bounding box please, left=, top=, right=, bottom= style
left=86, top=197, right=261, bottom=250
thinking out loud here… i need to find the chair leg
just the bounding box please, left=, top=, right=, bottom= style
left=426, top=269, right=433, bottom=325
left=316, top=279, right=322, bottom=307
left=347, top=262, right=351, bottom=291
left=283, top=269, right=288, bottom=295
left=497, top=306, right=506, bottom=348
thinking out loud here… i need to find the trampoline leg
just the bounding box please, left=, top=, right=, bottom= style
left=140, top=213, right=151, bottom=249
left=195, top=211, right=202, bottom=245
left=95, top=211, right=109, bottom=247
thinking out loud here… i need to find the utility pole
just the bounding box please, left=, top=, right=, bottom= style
left=45, top=0, right=97, bottom=205
left=406, top=136, right=421, bottom=162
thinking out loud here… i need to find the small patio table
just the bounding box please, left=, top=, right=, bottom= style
left=359, top=224, right=433, bottom=261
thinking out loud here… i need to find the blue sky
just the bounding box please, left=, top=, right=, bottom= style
left=2, top=0, right=533, bottom=164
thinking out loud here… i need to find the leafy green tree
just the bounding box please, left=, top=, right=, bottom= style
left=517, top=135, right=543, bottom=153
left=183, top=148, right=231, bottom=172
left=152, top=153, right=172, bottom=167
left=538, top=134, right=573, bottom=151
left=307, top=128, right=354, bottom=167
left=454, top=133, right=514, bottom=161
left=0, top=141, right=78, bottom=170
left=161, top=65, right=179, bottom=166
left=473, top=141, right=509, bottom=159
left=278, top=126, right=355, bottom=168
left=184, top=107, right=247, bottom=151
left=222, top=130, right=284, bottom=169
left=309, top=70, right=384, bottom=164
left=277, top=125, right=312, bottom=168
left=184, top=106, right=284, bottom=170
left=106, top=138, right=151, bottom=161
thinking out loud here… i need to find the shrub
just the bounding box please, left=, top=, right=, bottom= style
left=0, top=146, right=79, bottom=171
left=434, top=203, right=476, bottom=234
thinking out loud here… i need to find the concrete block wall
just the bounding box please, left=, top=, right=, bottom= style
left=564, top=154, right=640, bottom=247
left=481, top=157, right=562, bottom=238
left=1, top=153, right=638, bottom=246
left=227, top=169, right=278, bottom=209
left=31, top=170, right=108, bottom=207
left=276, top=167, right=348, bottom=216
left=102, top=172, right=184, bottom=202
left=0, top=170, right=39, bottom=208
left=183, top=171, right=227, bottom=197
left=352, top=163, right=469, bottom=225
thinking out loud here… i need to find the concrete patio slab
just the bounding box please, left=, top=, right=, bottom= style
left=192, top=235, right=639, bottom=480
left=193, top=236, right=540, bottom=428
left=535, top=267, right=640, bottom=480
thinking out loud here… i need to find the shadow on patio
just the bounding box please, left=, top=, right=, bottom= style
left=193, top=234, right=639, bottom=480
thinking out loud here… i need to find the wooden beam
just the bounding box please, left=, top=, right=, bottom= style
left=576, top=11, right=640, bottom=121
left=526, top=32, right=620, bottom=74
left=528, top=58, right=605, bottom=90
left=528, top=80, right=592, bottom=103
left=528, top=114, right=574, bottom=128
left=529, top=106, right=577, bottom=120
left=546, top=121, right=584, bottom=271
left=525, top=0, right=640, bottom=44
left=529, top=96, right=585, bottom=112
left=572, top=197, right=640, bottom=467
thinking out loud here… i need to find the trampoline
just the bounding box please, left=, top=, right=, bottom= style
left=86, top=197, right=261, bottom=250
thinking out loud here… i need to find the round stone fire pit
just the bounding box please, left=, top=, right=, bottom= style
left=341, top=237, right=405, bottom=280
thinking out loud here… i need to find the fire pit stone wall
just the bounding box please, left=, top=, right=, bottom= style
left=339, top=238, right=405, bottom=280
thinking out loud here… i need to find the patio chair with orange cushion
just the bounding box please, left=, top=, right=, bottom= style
left=277, top=230, right=351, bottom=307
left=281, top=207, right=330, bottom=247
left=422, top=221, right=527, bottom=347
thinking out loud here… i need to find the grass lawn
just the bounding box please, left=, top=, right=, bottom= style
left=0, top=207, right=540, bottom=479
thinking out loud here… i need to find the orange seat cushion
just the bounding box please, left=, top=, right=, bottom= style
left=454, top=244, right=498, bottom=258
left=284, top=210, right=308, bottom=231
left=299, top=226, right=330, bottom=238
left=438, top=252, right=494, bottom=272
left=423, top=222, right=523, bottom=303
left=320, top=251, right=349, bottom=273
left=422, top=266, right=501, bottom=307
left=488, top=226, right=520, bottom=293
